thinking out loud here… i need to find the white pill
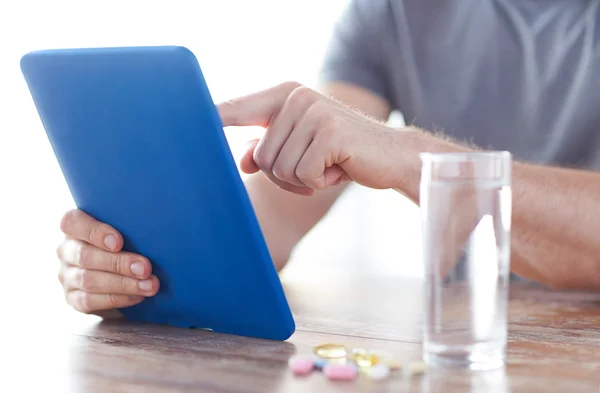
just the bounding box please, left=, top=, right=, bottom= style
left=368, top=364, right=390, bottom=381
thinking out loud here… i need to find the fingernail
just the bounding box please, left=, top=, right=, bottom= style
left=104, top=234, right=118, bottom=250
left=138, top=279, right=153, bottom=292
left=130, top=261, right=145, bottom=277
left=129, top=296, right=144, bottom=302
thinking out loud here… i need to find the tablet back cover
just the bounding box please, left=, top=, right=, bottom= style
left=21, top=46, right=295, bottom=340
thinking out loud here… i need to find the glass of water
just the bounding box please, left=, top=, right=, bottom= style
left=420, top=151, right=512, bottom=371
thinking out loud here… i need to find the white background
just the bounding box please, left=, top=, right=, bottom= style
left=0, top=0, right=423, bottom=324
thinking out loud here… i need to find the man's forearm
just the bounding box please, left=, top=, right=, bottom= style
left=395, top=128, right=600, bottom=290
left=220, top=80, right=600, bottom=289
left=510, top=163, right=600, bottom=289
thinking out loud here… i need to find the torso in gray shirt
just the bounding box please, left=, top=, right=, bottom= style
left=320, top=0, right=600, bottom=169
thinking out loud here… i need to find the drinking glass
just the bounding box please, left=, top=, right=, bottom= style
left=420, top=151, right=512, bottom=370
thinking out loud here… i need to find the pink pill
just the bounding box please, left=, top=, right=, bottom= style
left=323, top=364, right=358, bottom=381
left=288, top=355, right=314, bottom=376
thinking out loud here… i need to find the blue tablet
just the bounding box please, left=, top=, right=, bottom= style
left=20, top=46, right=295, bottom=341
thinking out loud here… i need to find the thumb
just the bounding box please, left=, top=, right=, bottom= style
left=240, top=139, right=260, bottom=174
left=316, top=165, right=347, bottom=189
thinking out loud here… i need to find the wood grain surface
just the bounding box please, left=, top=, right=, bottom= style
left=4, top=271, right=600, bottom=392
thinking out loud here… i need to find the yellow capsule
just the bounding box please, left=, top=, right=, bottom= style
left=327, top=357, right=348, bottom=365
left=313, top=343, right=347, bottom=359
left=354, top=353, right=380, bottom=368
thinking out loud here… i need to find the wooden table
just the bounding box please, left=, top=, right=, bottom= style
left=6, top=270, right=600, bottom=392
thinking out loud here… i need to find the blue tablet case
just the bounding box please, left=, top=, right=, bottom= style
left=20, top=46, right=295, bottom=341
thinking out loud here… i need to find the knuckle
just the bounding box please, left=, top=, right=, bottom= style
left=77, top=292, right=92, bottom=314
left=87, top=223, right=102, bottom=244
left=304, top=101, right=329, bottom=128
left=315, top=104, right=337, bottom=129
left=280, top=81, right=303, bottom=93
left=77, top=243, right=90, bottom=268
left=107, top=294, right=121, bottom=309
left=60, top=238, right=84, bottom=266
left=117, top=275, right=130, bottom=293
left=286, top=86, right=315, bottom=108
left=272, top=162, right=290, bottom=182
left=55, top=243, right=63, bottom=261
left=59, top=209, right=80, bottom=235
left=271, top=163, right=283, bottom=180
left=78, top=269, right=95, bottom=291
left=57, top=267, right=65, bottom=285
left=295, top=166, right=312, bottom=185
left=62, top=267, right=76, bottom=289
left=253, top=146, right=272, bottom=170
left=110, top=253, right=125, bottom=275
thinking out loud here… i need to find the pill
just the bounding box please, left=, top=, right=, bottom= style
left=380, top=357, right=403, bottom=370
left=314, top=343, right=347, bottom=359
left=323, top=364, right=358, bottom=381
left=313, top=358, right=328, bottom=370
left=327, top=357, right=348, bottom=365
left=404, top=361, right=427, bottom=377
left=366, top=364, right=390, bottom=381
left=354, top=352, right=380, bottom=368
left=288, top=355, right=314, bottom=376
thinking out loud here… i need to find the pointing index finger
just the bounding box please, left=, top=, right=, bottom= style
left=217, top=81, right=302, bottom=128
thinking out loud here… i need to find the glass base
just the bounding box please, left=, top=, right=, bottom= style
left=424, top=343, right=505, bottom=371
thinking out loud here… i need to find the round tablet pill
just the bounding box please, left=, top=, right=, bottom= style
left=367, top=364, right=390, bottom=381
left=323, top=364, right=358, bottom=381
left=288, top=355, right=314, bottom=376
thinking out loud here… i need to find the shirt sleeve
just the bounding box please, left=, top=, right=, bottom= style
left=318, top=0, right=392, bottom=103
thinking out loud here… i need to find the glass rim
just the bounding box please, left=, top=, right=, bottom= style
left=419, top=151, right=511, bottom=163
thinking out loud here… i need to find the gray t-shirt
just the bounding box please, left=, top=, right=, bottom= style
left=319, top=0, right=600, bottom=169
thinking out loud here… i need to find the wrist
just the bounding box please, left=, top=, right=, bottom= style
left=392, top=127, right=472, bottom=202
